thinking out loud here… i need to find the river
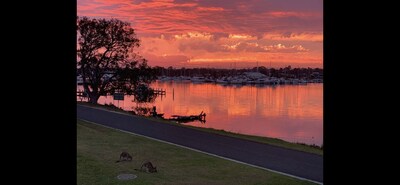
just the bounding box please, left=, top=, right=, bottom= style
left=78, top=82, right=323, bottom=146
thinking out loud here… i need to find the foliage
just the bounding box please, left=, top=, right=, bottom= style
left=134, top=106, right=152, bottom=116
left=103, top=103, right=122, bottom=110
left=77, top=16, right=156, bottom=103
left=153, top=65, right=323, bottom=79
left=133, top=84, right=157, bottom=103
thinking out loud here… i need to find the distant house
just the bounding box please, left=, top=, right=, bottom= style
left=311, top=72, right=323, bottom=79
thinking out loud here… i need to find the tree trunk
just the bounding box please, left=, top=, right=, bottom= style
left=88, top=93, right=100, bottom=104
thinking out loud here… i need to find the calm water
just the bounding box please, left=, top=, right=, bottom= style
left=78, top=82, right=323, bottom=146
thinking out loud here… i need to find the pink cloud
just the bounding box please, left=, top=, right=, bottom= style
left=222, top=42, right=309, bottom=53
left=78, top=0, right=323, bottom=67
left=263, top=32, right=323, bottom=42
left=78, top=0, right=322, bottom=35
left=267, top=11, right=321, bottom=18
left=196, top=6, right=225, bottom=12
left=143, top=53, right=190, bottom=67
left=266, top=44, right=309, bottom=53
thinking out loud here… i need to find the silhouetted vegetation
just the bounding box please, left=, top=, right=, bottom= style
left=296, top=142, right=323, bottom=150
left=132, top=84, right=157, bottom=103
left=134, top=106, right=152, bottom=116
left=77, top=16, right=156, bottom=104
left=152, top=65, right=322, bottom=79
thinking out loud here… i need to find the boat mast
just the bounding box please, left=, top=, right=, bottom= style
left=257, top=61, right=259, bottom=72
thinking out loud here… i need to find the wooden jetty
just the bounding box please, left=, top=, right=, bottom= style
left=77, top=90, right=88, bottom=102
left=77, top=90, right=88, bottom=97
left=153, top=88, right=166, bottom=95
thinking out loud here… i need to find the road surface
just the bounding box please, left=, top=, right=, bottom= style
left=77, top=105, right=323, bottom=183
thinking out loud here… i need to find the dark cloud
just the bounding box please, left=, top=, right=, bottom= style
left=211, top=32, right=230, bottom=41
left=281, top=32, right=293, bottom=38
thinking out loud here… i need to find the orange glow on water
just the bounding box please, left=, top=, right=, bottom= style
left=79, top=82, right=323, bottom=145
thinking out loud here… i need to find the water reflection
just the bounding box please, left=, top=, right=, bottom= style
left=78, top=82, right=322, bottom=146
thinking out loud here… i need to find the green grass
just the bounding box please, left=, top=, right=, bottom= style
left=77, top=101, right=130, bottom=114
left=77, top=102, right=323, bottom=155
left=77, top=119, right=318, bottom=185
left=176, top=126, right=323, bottom=155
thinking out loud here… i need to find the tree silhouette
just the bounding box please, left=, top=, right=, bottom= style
left=77, top=16, right=156, bottom=103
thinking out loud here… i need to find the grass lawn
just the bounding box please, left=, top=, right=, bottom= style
left=77, top=119, right=318, bottom=185
left=77, top=102, right=323, bottom=155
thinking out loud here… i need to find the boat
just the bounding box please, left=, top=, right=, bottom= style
left=168, top=111, right=206, bottom=123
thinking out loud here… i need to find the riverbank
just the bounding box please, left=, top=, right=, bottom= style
left=78, top=119, right=318, bottom=185
left=77, top=102, right=323, bottom=155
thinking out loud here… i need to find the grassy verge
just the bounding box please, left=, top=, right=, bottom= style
left=77, top=102, right=323, bottom=155
left=77, top=101, right=130, bottom=114
left=169, top=125, right=323, bottom=155
left=77, top=119, right=318, bottom=185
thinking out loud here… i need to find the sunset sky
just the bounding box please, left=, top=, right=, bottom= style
left=78, top=0, right=323, bottom=68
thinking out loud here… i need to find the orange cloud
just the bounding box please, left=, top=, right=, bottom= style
left=228, top=34, right=257, bottom=40
left=263, top=32, right=323, bottom=42
left=265, top=44, right=309, bottom=53
left=173, top=32, right=213, bottom=40
left=78, top=0, right=323, bottom=67
left=144, top=53, right=189, bottom=67
left=221, top=42, right=309, bottom=53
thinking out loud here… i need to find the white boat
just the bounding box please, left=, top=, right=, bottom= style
left=77, top=75, right=83, bottom=85
left=191, top=76, right=206, bottom=83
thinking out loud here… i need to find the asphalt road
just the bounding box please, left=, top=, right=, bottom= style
left=77, top=105, right=323, bottom=183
